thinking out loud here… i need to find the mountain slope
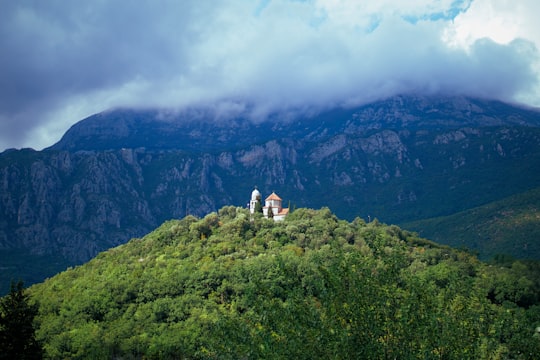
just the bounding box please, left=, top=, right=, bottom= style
left=49, top=96, right=540, bottom=152
left=404, top=187, right=540, bottom=260
left=2, top=95, right=540, bottom=293
left=28, top=207, right=540, bottom=359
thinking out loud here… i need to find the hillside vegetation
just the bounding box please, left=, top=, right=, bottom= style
left=28, top=207, right=540, bottom=359
left=405, top=187, right=540, bottom=260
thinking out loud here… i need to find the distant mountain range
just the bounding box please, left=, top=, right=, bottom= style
left=2, top=95, right=540, bottom=292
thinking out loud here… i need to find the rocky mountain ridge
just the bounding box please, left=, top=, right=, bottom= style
left=49, top=96, right=540, bottom=152
left=2, top=95, right=540, bottom=292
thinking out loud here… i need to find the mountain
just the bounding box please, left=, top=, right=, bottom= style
left=2, top=95, right=540, bottom=293
left=404, top=187, right=540, bottom=261
left=27, top=208, right=540, bottom=358
left=48, top=96, right=540, bottom=152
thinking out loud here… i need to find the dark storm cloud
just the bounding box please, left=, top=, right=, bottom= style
left=0, top=0, right=538, bottom=150
left=0, top=0, right=202, bottom=148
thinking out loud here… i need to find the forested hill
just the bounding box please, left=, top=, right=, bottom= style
left=404, top=187, right=540, bottom=260
left=29, top=207, right=540, bottom=359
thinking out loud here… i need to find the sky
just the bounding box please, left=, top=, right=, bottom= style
left=1, top=0, right=540, bottom=151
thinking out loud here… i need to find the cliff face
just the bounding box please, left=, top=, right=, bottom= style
left=0, top=150, right=154, bottom=262
left=2, top=95, right=540, bottom=291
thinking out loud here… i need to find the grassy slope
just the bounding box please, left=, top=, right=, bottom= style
left=403, top=187, right=540, bottom=260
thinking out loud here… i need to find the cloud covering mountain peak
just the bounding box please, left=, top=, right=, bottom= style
left=1, top=0, right=539, bottom=150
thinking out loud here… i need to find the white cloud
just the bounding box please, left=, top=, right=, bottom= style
left=444, top=0, right=540, bottom=48
left=0, top=0, right=539, bottom=151
left=443, top=0, right=540, bottom=104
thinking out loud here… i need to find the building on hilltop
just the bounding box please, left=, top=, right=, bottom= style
left=263, top=192, right=289, bottom=221
left=249, top=187, right=289, bottom=221
left=249, top=187, right=262, bottom=214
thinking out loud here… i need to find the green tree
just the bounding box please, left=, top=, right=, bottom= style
left=267, top=206, right=274, bottom=219
left=254, top=198, right=263, bottom=213
left=0, top=280, right=43, bottom=360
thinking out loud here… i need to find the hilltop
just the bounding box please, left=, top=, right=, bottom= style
left=29, top=207, right=540, bottom=359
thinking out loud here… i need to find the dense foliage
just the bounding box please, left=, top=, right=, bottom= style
left=29, top=207, right=540, bottom=359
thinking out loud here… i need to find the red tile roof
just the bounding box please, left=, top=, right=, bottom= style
left=265, top=192, right=282, bottom=201
left=277, top=208, right=289, bottom=216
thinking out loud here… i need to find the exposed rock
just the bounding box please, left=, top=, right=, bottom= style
left=309, top=135, right=347, bottom=163
left=359, top=131, right=408, bottom=163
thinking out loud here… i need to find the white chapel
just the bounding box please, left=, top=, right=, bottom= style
left=249, top=187, right=289, bottom=221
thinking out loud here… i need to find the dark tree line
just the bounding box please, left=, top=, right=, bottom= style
left=0, top=281, right=43, bottom=360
